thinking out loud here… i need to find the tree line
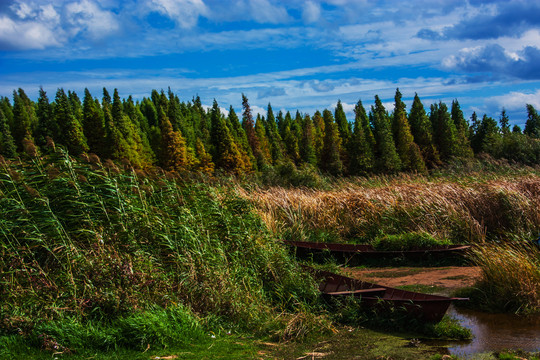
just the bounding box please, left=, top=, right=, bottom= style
left=1, top=87, right=539, bottom=175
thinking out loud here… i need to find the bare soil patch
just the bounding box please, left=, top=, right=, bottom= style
left=345, top=266, right=481, bottom=294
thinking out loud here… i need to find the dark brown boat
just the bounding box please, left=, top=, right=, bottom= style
left=304, top=266, right=468, bottom=322
left=285, top=240, right=470, bottom=264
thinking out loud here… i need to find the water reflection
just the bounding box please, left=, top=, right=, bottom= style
left=448, top=305, right=540, bottom=357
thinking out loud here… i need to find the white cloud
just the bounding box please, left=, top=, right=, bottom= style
left=487, top=90, right=540, bottom=112
left=150, top=0, right=208, bottom=28
left=302, top=1, right=320, bottom=23
left=248, top=0, right=291, bottom=24
left=66, top=0, right=120, bottom=40
left=0, top=14, right=61, bottom=50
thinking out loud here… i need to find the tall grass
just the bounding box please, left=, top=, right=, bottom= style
left=245, top=173, right=540, bottom=244
left=465, top=242, right=540, bottom=313
left=0, top=149, right=319, bottom=353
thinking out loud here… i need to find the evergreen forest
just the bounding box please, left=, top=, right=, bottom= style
left=2, top=87, right=540, bottom=177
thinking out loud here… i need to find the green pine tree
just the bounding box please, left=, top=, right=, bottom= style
left=392, top=89, right=425, bottom=172
left=430, top=102, right=460, bottom=161
left=524, top=104, right=540, bottom=138
left=408, top=94, right=440, bottom=167
left=54, top=88, right=89, bottom=155
left=320, top=109, right=343, bottom=175
left=82, top=89, right=107, bottom=156
left=371, top=95, right=401, bottom=173
left=450, top=100, right=474, bottom=158
left=348, top=100, right=374, bottom=175
left=0, top=107, right=16, bottom=157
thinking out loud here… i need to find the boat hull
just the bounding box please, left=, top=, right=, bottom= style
left=305, top=266, right=467, bottom=323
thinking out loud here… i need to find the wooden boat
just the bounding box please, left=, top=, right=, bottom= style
left=284, top=240, right=470, bottom=264
left=304, top=266, right=468, bottom=323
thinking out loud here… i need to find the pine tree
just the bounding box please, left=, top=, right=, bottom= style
left=228, top=105, right=255, bottom=172
left=282, top=111, right=300, bottom=164
left=159, top=109, right=188, bottom=171
left=408, top=94, right=440, bottom=167
left=82, top=89, right=107, bottom=156
left=450, top=100, right=474, bottom=158
left=524, top=104, right=540, bottom=138
left=320, top=109, right=342, bottom=175
left=476, top=114, right=501, bottom=155
left=34, top=87, right=57, bottom=149
left=499, top=108, right=510, bottom=135
left=193, top=137, right=215, bottom=174
left=209, top=100, right=246, bottom=175
left=299, top=114, right=317, bottom=166
left=255, top=114, right=272, bottom=168
left=371, top=95, right=401, bottom=172
left=265, top=103, right=284, bottom=164
left=312, top=110, right=325, bottom=166
left=392, top=89, right=425, bottom=172
left=242, top=94, right=263, bottom=168
left=0, top=107, right=16, bottom=157
left=54, top=88, right=89, bottom=155
left=348, top=100, right=374, bottom=175
left=12, top=88, right=36, bottom=151
left=431, top=102, right=460, bottom=160
left=335, top=100, right=351, bottom=173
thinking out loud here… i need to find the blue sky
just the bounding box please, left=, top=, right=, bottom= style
left=1, top=0, right=540, bottom=127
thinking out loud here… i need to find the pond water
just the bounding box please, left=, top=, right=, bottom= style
left=446, top=305, right=540, bottom=357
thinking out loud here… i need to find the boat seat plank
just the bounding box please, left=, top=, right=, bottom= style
left=326, top=288, right=386, bottom=296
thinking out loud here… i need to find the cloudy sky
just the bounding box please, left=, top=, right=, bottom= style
left=1, top=0, right=540, bottom=126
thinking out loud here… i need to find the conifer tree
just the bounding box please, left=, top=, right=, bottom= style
left=469, top=111, right=479, bottom=141
left=242, top=94, right=263, bottom=168
left=408, top=94, right=440, bottom=167
left=476, top=114, right=501, bottom=154
left=499, top=108, right=510, bottom=135
left=282, top=111, right=300, bottom=164
left=209, top=100, right=246, bottom=175
left=0, top=97, right=14, bottom=131
left=255, top=114, right=272, bottom=167
left=450, top=100, right=474, bottom=158
left=371, top=95, right=401, bottom=172
left=299, top=114, right=317, bottom=166
left=320, top=109, right=342, bottom=175
left=12, top=88, right=36, bottom=151
left=392, top=89, right=425, bottom=172
left=265, top=103, right=284, bottom=164
left=82, top=89, right=107, bottom=156
left=524, top=104, right=540, bottom=138
left=0, top=107, right=16, bottom=157
left=54, top=88, right=88, bottom=155
left=430, top=102, right=460, bottom=160
left=348, top=100, right=374, bottom=175
left=193, top=137, right=215, bottom=174
left=334, top=100, right=351, bottom=173
left=159, top=109, right=188, bottom=171
left=312, top=110, right=325, bottom=165
left=35, top=87, right=57, bottom=149
left=228, top=105, right=255, bottom=172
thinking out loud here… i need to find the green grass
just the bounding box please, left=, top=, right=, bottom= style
left=0, top=149, right=320, bottom=354
left=372, top=232, right=451, bottom=251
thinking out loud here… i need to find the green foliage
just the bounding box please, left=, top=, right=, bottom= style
left=392, top=89, right=426, bottom=172
left=409, top=94, right=440, bottom=167
left=524, top=104, right=540, bottom=138
left=0, top=107, right=16, bottom=158
left=0, top=151, right=318, bottom=341
left=372, top=232, right=450, bottom=251
left=320, top=109, right=343, bottom=175
left=372, top=95, right=401, bottom=173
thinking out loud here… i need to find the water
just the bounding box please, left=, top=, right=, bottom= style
left=447, top=305, right=540, bottom=357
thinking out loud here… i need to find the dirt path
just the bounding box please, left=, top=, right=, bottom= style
left=344, top=266, right=481, bottom=294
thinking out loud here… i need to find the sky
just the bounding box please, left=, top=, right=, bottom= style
left=1, top=0, right=540, bottom=127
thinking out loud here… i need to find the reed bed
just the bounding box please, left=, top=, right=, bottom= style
left=467, top=242, right=540, bottom=313
left=244, top=175, right=540, bottom=244
left=0, top=150, right=320, bottom=353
